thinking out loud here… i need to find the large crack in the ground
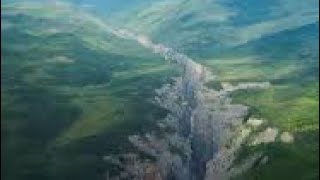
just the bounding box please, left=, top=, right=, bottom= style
left=100, top=25, right=276, bottom=180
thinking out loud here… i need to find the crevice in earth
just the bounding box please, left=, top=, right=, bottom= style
left=101, top=26, right=272, bottom=180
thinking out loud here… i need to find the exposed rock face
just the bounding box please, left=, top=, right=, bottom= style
left=102, top=27, right=272, bottom=180
left=104, top=154, right=162, bottom=180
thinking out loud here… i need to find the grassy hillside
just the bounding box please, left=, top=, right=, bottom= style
left=110, top=0, right=319, bottom=58
left=1, top=3, right=177, bottom=180
left=201, top=26, right=319, bottom=180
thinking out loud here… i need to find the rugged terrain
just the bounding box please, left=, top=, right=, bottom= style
left=1, top=1, right=319, bottom=180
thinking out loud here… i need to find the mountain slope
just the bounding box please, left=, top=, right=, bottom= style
left=1, top=2, right=177, bottom=180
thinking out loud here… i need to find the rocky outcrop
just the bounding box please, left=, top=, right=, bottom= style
left=251, top=128, right=279, bottom=145
left=280, top=132, right=294, bottom=143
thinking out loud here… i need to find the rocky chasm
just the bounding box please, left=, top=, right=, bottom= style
left=102, top=27, right=273, bottom=180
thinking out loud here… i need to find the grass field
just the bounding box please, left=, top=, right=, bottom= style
left=202, top=56, right=319, bottom=180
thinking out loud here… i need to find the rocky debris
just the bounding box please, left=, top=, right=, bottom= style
left=249, top=128, right=294, bottom=146
left=221, top=82, right=270, bottom=94
left=246, top=118, right=264, bottom=128
left=280, top=132, right=294, bottom=143
left=251, top=127, right=279, bottom=145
